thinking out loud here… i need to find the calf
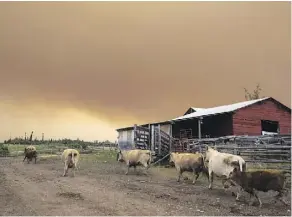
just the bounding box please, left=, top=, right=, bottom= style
left=205, top=146, right=246, bottom=190
left=61, top=149, right=80, bottom=177
left=230, top=167, right=289, bottom=208
left=23, top=145, right=37, bottom=164
left=117, top=149, right=152, bottom=175
left=169, top=152, right=208, bottom=184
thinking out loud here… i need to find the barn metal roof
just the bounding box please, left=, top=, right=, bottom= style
left=190, top=107, right=206, bottom=112
left=172, top=97, right=270, bottom=121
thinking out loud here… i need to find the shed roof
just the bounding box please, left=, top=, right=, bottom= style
left=116, top=96, right=290, bottom=131
left=173, top=97, right=270, bottom=121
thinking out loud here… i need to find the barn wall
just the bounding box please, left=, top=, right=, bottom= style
left=233, top=99, right=291, bottom=135
left=117, top=130, right=134, bottom=149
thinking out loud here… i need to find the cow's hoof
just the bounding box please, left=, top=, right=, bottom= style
left=231, top=192, right=236, bottom=197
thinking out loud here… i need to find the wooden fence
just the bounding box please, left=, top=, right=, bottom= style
left=170, top=134, right=291, bottom=172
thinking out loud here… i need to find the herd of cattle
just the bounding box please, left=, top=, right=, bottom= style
left=23, top=144, right=290, bottom=208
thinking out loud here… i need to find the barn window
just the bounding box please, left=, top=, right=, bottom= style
left=261, top=120, right=279, bottom=134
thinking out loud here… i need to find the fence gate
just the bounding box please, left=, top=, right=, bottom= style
left=152, top=126, right=171, bottom=157
left=133, top=124, right=150, bottom=150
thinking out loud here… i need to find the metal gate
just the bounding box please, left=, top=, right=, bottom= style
left=133, top=124, right=150, bottom=150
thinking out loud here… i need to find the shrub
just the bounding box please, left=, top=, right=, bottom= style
left=0, top=144, right=10, bottom=156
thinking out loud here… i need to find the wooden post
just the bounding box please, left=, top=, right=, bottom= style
left=148, top=124, right=151, bottom=150
left=158, top=125, right=161, bottom=155
left=198, top=117, right=202, bottom=140
left=134, top=124, right=137, bottom=149
left=151, top=125, right=155, bottom=152
left=169, top=124, right=173, bottom=153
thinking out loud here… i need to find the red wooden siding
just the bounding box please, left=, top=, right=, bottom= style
left=233, top=99, right=291, bottom=135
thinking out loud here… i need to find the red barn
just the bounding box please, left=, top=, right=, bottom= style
left=172, top=97, right=291, bottom=138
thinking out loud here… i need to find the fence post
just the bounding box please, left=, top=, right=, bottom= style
left=158, top=125, right=161, bottom=156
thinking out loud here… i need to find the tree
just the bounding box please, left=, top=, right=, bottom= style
left=244, top=83, right=263, bottom=100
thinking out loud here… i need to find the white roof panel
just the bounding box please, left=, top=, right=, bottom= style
left=173, top=97, right=270, bottom=121
left=191, top=107, right=205, bottom=112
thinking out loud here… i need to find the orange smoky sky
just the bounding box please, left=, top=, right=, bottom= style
left=0, top=2, right=290, bottom=141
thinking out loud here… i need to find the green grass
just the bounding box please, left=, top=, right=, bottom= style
left=80, top=150, right=117, bottom=162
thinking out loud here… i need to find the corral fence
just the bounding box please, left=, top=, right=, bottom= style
left=169, top=134, right=291, bottom=182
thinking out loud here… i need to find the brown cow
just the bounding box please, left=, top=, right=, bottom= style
left=23, top=145, right=37, bottom=164
left=230, top=167, right=289, bottom=208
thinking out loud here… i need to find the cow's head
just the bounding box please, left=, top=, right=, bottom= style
left=116, top=150, right=124, bottom=162
left=169, top=152, right=177, bottom=166
left=229, top=167, right=242, bottom=180
left=205, top=145, right=217, bottom=162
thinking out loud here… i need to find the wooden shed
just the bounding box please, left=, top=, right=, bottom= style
left=172, top=97, right=291, bottom=138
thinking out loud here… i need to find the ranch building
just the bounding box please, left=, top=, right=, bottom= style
left=116, top=97, right=291, bottom=153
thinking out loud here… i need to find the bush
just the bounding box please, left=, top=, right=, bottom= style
left=0, top=144, right=10, bottom=156
left=81, top=143, right=88, bottom=150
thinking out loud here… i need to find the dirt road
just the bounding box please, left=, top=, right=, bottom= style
left=0, top=156, right=291, bottom=216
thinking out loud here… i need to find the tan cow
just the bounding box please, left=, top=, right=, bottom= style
left=61, top=149, right=80, bottom=177
left=169, top=152, right=208, bottom=184
left=117, top=149, right=152, bottom=175
left=23, top=145, right=37, bottom=164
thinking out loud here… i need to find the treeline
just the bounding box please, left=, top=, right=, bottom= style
left=3, top=137, right=116, bottom=147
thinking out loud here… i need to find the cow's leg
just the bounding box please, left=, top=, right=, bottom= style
left=23, top=156, right=27, bottom=162
left=176, top=167, right=183, bottom=182
left=275, top=191, right=289, bottom=206
left=141, top=162, right=149, bottom=173
left=34, top=156, right=37, bottom=164
left=63, top=164, right=68, bottom=177
left=208, top=170, right=213, bottom=189
left=250, top=189, right=262, bottom=208
left=235, top=187, right=244, bottom=201
left=222, top=178, right=230, bottom=191
left=192, top=169, right=200, bottom=184
left=125, top=161, right=130, bottom=175
left=133, top=165, right=137, bottom=174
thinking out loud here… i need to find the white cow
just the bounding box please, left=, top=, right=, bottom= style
left=204, top=146, right=246, bottom=190
left=61, top=149, right=80, bottom=177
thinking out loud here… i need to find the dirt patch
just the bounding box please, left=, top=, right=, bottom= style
left=57, top=192, right=84, bottom=200
left=0, top=156, right=291, bottom=216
